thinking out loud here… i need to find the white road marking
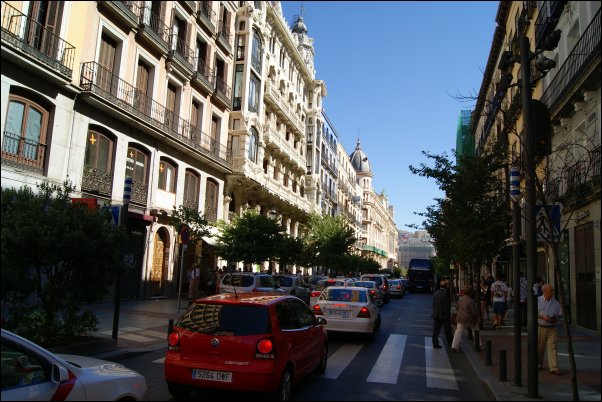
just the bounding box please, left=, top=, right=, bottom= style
left=153, top=357, right=165, bottom=363
left=366, top=334, right=406, bottom=383
left=319, top=342, right=364, bottom=379
left=424, top=337, right=459, bottom=390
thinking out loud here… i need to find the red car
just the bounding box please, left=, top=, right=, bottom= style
left=164, top=293, right=328, bottom=401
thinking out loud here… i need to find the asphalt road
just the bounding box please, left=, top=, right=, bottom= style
left=117, top=291, right=493, bottom=401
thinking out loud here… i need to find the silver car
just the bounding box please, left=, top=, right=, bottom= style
left=217, top=273, right=285, bottom=294
left=388, top=279, right=405, bottom=298
left=274, top=274, right=311, bottom=304
left=352, top=280, right=383, bottom=306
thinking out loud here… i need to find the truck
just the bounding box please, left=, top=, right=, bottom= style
left=407, top=258, right=435, bottom=293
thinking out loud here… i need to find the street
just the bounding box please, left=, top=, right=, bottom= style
left=114, top=292, right=493, bottom=401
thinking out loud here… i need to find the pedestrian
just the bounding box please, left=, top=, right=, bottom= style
left=480, top=280, right=489, bottom=321
left=533, top=277, right=544, bottom=297
left=504, top=280, right=513, bottom=321
left=432, top=279, right=453, bottom=349
left=519, top=272, right=528, bottom=331
left=451, top=285, right=478, bottom=352
left=490, top=274, right=508, bottom=329
left=188, top=264, right=200, bottom=299
left=537, top=284, right=563, bottom=375
left=484, top=272, right=495, bottom=323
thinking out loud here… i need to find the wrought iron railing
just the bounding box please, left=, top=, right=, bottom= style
left=540, top=9, right=601, bottom=113
left=183, top=197, right=198, bottom=211
left=169, top=32, right=194, bottom=66
left=80, top=61, right=232, bottom=166
left=1, top=1, right=75, bottom=77
left=198, top=1, right=217, bottom=30
left=134, top=2, right=170, bottom=45
left=81, top=165, right=113, bottom=197
left=130, top=177, right=148, bottom=206
left=205, top=204, right=218, bottom=223
left=218, top=19, right=231, bottom=42
left=1, top=130, right=46, bottom=172
left=193, top=57, right=215, bottom=87
left=215, top=75, right=232, bottom=100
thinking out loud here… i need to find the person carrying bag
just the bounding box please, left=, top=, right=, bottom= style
left=451, top=285, right=478, bottom=352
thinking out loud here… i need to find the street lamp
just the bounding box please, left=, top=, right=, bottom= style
left=268, top=207, right=277, bottom=220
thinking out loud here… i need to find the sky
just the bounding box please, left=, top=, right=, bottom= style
left=280, top=1, right=499, bottom=230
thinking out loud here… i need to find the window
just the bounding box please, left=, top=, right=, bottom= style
left=251, top=30, right=262, bottom=73
left=233, top=64, right=243, bottom=111
left=177, top=303, right=270, bottom=336
left=2, top=95, right=49, bottom=171
left=158, top=159, right=176, bottom=193
left=84, top=130, right=113, bottom=172
left=135, top=60, right=151, bottom=114
left=248, top=74, right=260, bottom=113
left=125, top=146, right=148, bottom=183
left=184, top=170, right=200, bottom=208
left=248, top=127, right=259, bottom=162
left=204, top=178, right=218, bottom=222
left=1, top=338, right=51, bottom=390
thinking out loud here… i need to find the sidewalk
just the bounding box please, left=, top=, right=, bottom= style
left=461, top=308, right=601, bottom=401
left=70, top=298, right=600, bottom=401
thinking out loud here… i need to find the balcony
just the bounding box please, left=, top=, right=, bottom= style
left=79, top=61, right=232, bottom=168
left=130, top=178, right=148, bottom=207
left=181, top=1, right=197, bottom=14
left=97, top=1, right=139, bottom=31
left=81, top=165, right=113, bottom=198
left=214, top=75, right=232, bottom=109
left=217, top=20, right=232, bottom=54
left=535, top=1, right=567, bottom=51
left=1, top=1, right=75, bottom=78
left=264, top=124, right=306, bottom=172
left=540, top=9, right=601, bottom=114
left=1, top=130, right=46, bottom=173
left=205, top=205, right=218, bottom=223
left=197, top=1, right=216, bottom=35
left=192, top=57, right=215, bottom=95
left=134, top=3, right=170, bottom=55
left=168, top=32, right=194, bottom=79
left=183, top=197, right=199, bottom=211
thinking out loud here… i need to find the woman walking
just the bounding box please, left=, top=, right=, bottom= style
left=451, top=285, right=479, bottom=352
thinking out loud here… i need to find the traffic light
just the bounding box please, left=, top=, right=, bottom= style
left=532, top=100, right=552, bottom=157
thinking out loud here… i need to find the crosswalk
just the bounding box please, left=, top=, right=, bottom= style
left=152, top=334, right=459, bottom=389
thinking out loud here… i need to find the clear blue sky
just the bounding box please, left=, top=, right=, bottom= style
left=281, top=1, right=498, bottom=230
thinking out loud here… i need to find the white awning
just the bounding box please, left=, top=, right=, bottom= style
left=202, top=236, right=218, bottom=246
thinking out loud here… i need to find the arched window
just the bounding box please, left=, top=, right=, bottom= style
left=125, top=145, right=149, bottom=183
left=248, top=127, right=258, bottom=163
left=158, top=158, right=177, bottom=193
left=184, top=169, right=200, bottom=210
left=205, top=178, right=219, bottom=222
left=2, top=94, right=49, bottom=172
left=85, top=129, right=114, bottom=172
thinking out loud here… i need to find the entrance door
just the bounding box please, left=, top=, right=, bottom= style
left=151, top=228, right=169, bottom=296
left=575, top=222, right=596, bottom=330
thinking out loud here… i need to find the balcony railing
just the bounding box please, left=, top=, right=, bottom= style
left=130, top=178, right=148, bottom=206
left=540, top=9, right=601, bottom=113
left=134, top=2, right=170, bottom=47
left=215, top=75, right=232, bottom=101
left=1, top=130, right=46, bottom=173
left=80, top=61, right=232, bottom=166
left=1, top=1, right=75, bottom=77
left=198, top=1, right=216, bottom=33
left=205, top=204, right=218, bottom=223
left=192, top=57, right=215, bottom=93
left=81, top=165, right=113, bottom=197
left=183, top=197, right=199, bottom=211
left=169, top=32, right=194, bottom=67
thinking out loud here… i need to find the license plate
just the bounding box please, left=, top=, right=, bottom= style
left=192, top=369, right=232, bottom=383
left=329, top=309, right=350, bottom=318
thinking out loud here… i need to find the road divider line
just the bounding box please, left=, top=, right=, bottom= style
left=367, top=334, right=406, bottom=383
left=424, top=337, right=458, bottom=390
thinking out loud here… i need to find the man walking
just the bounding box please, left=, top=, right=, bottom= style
left=490, top=274, right=508, bottom=329
left=432, top=279, right=453, bottom=349
left=538, top=284, right=563, bottom=374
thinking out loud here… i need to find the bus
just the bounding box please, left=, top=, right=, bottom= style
left=407, top=258, right=435, bottom=293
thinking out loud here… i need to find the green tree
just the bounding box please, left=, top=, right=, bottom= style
left=214, top=210, right=285, bottom=267
left=1, top=181, right=125, bottom=343
left=304, top=213, right=356, bottom=271
left=170, top=205, right=211, bottom=241
left=275, top=235, right=305, bottom=273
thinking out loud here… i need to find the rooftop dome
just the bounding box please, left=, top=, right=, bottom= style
left=292, top=15, right=308, bottom=35
left=350, top=138, right=371, bottom=173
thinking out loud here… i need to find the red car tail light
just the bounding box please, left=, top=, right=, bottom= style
left=313, top=304, right=323, bottom=315
left=358, top=307, right=371, bottom=318
left=396, top=285, right=401, bottom=289
left=252, top=287, right=258, bottom=292
left=370, top=290, right=376, bottom=296
left=168, top=331, right=180, bottom=351
left=255, top=338, right=275, bottom=359
left=311, top=291, right=321, bottom=297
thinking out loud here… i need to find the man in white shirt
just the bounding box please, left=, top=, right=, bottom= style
left=537, top=284, right=563, bottom=374
left=490, top=274, right=508, bottom=329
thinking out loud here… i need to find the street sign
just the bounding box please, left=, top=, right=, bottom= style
left=536, top=203, right=562, bottom=242
left=510, top=167, right=520, bottom=202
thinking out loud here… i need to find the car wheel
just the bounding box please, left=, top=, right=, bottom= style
left=167, top=382, right=191, bottom=398
left=272, top=367, right=293, bottom=401
left=315, top=343, right=328, bottom=374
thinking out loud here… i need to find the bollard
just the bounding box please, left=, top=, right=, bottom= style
left=499, top=350, right=507, bottom=381
left=167, top=319, right=174, bottom=338
left=485, top=340, right=492, bottom=365
left=474, top=329, right=480, bottom=351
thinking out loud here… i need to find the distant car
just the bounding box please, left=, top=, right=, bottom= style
left=217, top=272, right=285, bottom=295
left=352, top=280, right=383, bottom=306
left=164, top=293, right=328, bottom=401
left=309, top=279, right=347, bottom=307
left=274, top=274, right=311, bottom=304
left=388, top=279, right=405, bottom=298
left=312, top=286, right=381, bottom=340
left=304, top=275, right=329, bottom=290
left=360, top=274, right=391, bottom=303
left=1, top=328, right=149, bottom=401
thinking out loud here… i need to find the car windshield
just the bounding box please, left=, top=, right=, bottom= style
left=389, top=280, right=399, bottom=285
left=307, top=276, right=325, bottom=285
left=315, top=280, right=343, bottom=291
left=324, top=288, right=367, bottom=303
left=226, top=275, right=255, bottom=287
left=258, top=276, right=277, bottom=287
left=176, top=303, right=270, bottom=336
left=354, top=281, right=374, bottom=289
left=276, top=276, right=293, bottom=287
left=362, top=276, right=383, bottom=286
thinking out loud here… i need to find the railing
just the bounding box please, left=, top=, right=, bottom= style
left=218, top=19, right=231, bottom=43
left=535, top=1, right=566, bottom=50
left=169, top=32, right=194, bottom=66
left=1, top=130, right=46, bottom=172
left=193, top=57, right=215, bottom=88
left=215, top=75, right=231, bottom=100
left=233, top=97, right=242, bottom=111
left=540, top=9, right=601, bottom=113
left=81, top=165, right=113, bottom=197
left=80, top=61, right=232, bottom=166
left=1, top=1, right=75, bottom=77
left=205, top=204, right=218, bottom=223
left=592, top=145, right=601, bottom=180
left=134, top=2, right=170, bottom=45
left=198, top=1, right=217, bottom=30
left=130, top=177, right=148, bottom=206
left=183, top=197, right=198, bottom=211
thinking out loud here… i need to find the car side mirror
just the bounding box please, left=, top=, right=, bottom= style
left=52, top=364, right=69, bottom=384
left=316, top=316, right=327, bottom=326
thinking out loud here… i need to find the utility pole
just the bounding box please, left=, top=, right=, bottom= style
left=112, top=176, right=132, bottom=342
left=510, top=166, right=522, bottom=387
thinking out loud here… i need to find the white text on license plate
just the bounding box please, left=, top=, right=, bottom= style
left=192, top=369, right=232, bottom=382
left=329, top=309, right=350, bottom=318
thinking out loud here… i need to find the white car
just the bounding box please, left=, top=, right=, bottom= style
left=1, top=328, right=149, bottom=401
left=311, top=286, right=381, bottom=339
left=309, top=278, right=347, bottom=307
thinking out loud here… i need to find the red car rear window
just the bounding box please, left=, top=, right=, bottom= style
left=176, top=303, right=271, bottom=336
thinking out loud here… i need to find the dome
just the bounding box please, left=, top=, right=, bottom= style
left=292, top=16, right=308, bottom=35
left=350, top=138, right=371, bottom=173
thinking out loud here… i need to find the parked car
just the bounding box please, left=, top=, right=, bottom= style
left=388, top=279, right=405, bottom=298
left=1, top=328, right=149, bottom=401
left=217, top=272, right=285, bottom=295
left=360, top=274, right=391, bottom=303
left=164, top=293, right=328, bottom=401
left=352, top=280, right=383, bottom=306
left=309, top=278, right=347, bottom=307
left=274, top=274, right=311, bottom=305
left=311, top=286, right=381, bottom=340
left=303, top=275, right=328, bottom=290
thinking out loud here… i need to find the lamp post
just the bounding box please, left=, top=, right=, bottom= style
left=112, top=176, right=132, bottom=342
